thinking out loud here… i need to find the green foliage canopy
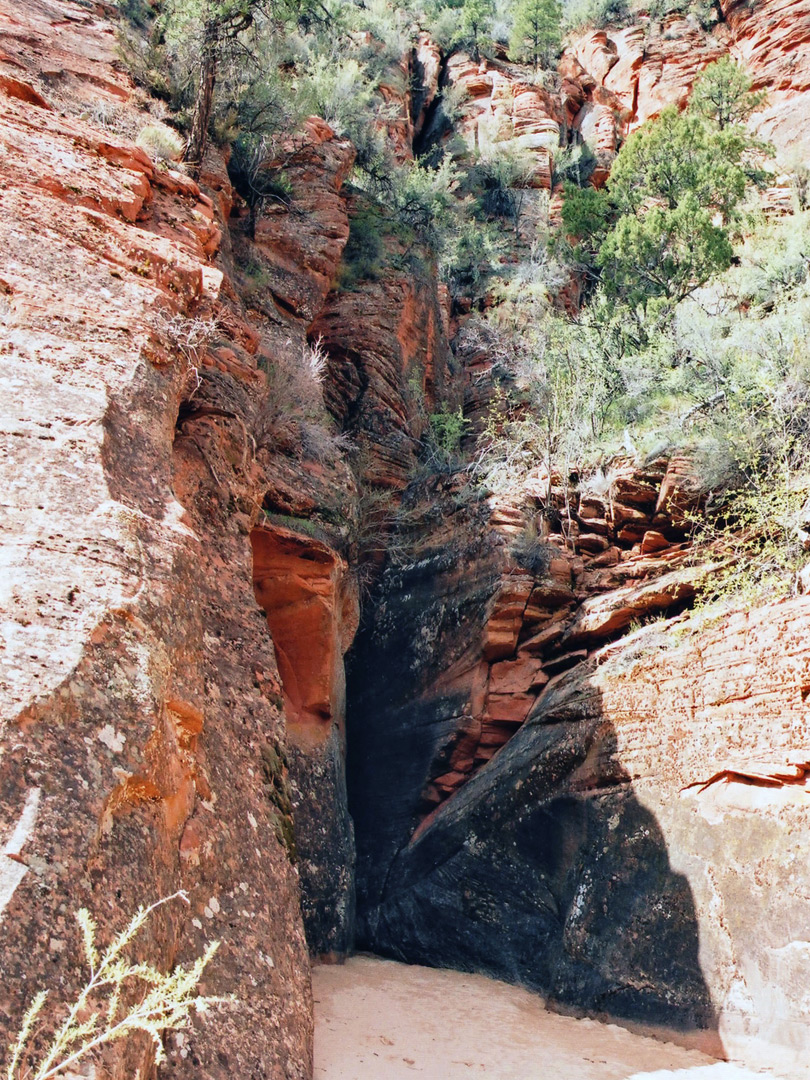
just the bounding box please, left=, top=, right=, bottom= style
left=459, top=0, right=495, bottom=57
left=597, top=194, right=734, bottom=307
left=562, top=100, right=760, bottom=312
left=606, top=107, right=748, bottom=221
left=509, top=0, right=562, bottom=69
left=689, top=56, right=767, bottom=131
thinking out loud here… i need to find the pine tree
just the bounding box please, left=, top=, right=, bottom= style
left=165, top=0, right=317, bottom=175
left=460, top=0, right=495, bottom=61
left=689, top=56, right=766, bottom=131
left=509, top=0, right=562, bottom=70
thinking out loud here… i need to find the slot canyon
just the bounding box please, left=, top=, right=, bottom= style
left=2, top=0, right=810, bottom=1076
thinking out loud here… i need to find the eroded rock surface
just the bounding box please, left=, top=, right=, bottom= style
left=564, top=2, right=810, bottom=167
left=445, top=54, right=564, bottom=190
left=4, top=1, right=810, bottom=1077
left=721, top=0, right=810, bottom=159
left=349, top=456, right=810, bottom=1073
left=0, top=2, right=326, bottom=1077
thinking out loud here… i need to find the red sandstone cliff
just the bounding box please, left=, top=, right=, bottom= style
left=3, top=0, right=810, bottom=1075
left=0, top=1, right=316, bottom=1075
left=562, top=0, right=810, bottom=165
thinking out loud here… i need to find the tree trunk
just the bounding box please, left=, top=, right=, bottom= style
left=184, top=21, right=218, bottom=178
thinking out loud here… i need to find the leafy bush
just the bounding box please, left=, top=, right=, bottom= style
left=563, top=101, right=764, bottom=314
left=255, top=337, right=348, bottom=465
left=441, top=218, right=499, bottom=299
left=689, top=56, right=767, bottom=129
left=299, top=55, right=379, bottom=144
left=116, top=0, right=153, bottom=28
left=688, top=389, right=810, bottom=606
left=430, top=406, right=470, bottom=454
left=598, top=194, right=734, bottom=310
left=553, top=141, right=597, bottom=187
left=228, top=133, right=294, bottom=235
left=644, top=0, right=719, bottom=27
left=562, top=0, right=630, bottom=31
left=792, top=164, right=810, bottom=212
left=511, top=522, right=555, bottom=573
left=470, top=143, right=537, bottom=231
left=388, top=156, right=460, bottom=251
left=338, top=204, right=388, bottom=288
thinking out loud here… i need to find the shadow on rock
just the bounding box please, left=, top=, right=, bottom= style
left=348, top=654, right=721, bottom=1043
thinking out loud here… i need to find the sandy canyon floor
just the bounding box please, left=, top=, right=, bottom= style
left=313, top=957, right=776, bottom=1080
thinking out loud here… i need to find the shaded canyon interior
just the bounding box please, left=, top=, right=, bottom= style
left=2, top=0, right=810, bottom=1077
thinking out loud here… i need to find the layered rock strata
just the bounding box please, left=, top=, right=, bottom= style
left=564, top=1, right=810, bottom=168
left=0, top=2, right=323, bottom=1075
left=349, top=456, right=810, bottom=1072
left=4, top=0, right=810, bottom=1076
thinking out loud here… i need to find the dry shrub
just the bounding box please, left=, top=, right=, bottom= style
left=254, top=338, right=349, bottom=464
left=136, top=123, right=184, bottom=163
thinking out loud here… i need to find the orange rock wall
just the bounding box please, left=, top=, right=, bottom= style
left=722, top=0, right=810, bottom=158
left=446, top=53, right=564, bottom=189
left=564, top=2, right=810, bottom=165
left=351, top=461, right=810, bottom=1072
left=0, top=1, right=322, bottom=1075
left=4, top=0, right=810, bottom=1073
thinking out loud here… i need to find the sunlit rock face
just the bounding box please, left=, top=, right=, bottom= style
left=0, top=0, right=454, bottom=1067
left=721, top=0, right=810, bottom=160
left=251, top=524, right=359, bottom=957
left=443, top=53, right=564, bottom=189
left=564, top=1, right=810, bottom=164
left=0, top=2, right=324, bottom=1075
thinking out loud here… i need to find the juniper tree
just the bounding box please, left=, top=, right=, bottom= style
left=562, top=106, right=755, bottom=312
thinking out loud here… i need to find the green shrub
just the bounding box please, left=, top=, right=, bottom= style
left=228, top=133, right=294, bottom=235
left=441, top=218, right=498, bottom=299
left=430, top=406, right=470, bottom=455
left=254, top=339, right=349, bottom=466
left=792, top=164, right=810, bottom=212
left=511, top=522, right=554, bottom=573
left=561, top=105, right=761, bottom=314
left=468, top=142, right=537, bottom=232
left=563, top=0, right=630, bottom=31
left=509, top=0, right=563, bottom=69
left=644, top=0, right=718, bottom=27
left=338, top=204, right=387, bottom=288
left=688, top=57, right=767, bottom=130
left=116, top=0, right=153, bottom=28
left=553, top=141, right=597, bottom=187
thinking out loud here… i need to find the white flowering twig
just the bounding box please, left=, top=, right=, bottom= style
left=5, top=891, right=231, bottom=1080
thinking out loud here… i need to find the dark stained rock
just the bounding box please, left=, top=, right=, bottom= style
left=360, top=665, right=717, bottom=1033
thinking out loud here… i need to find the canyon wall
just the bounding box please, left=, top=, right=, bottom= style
left=349, top=463, right=810, bottom=1072
left=0, top=0, right=455, bottom=1068
left=2, top=0, right=810, bottom=1076
left=561, top=0, right=810, bottom=167
left=0, top=1, right=318, bottom=1075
